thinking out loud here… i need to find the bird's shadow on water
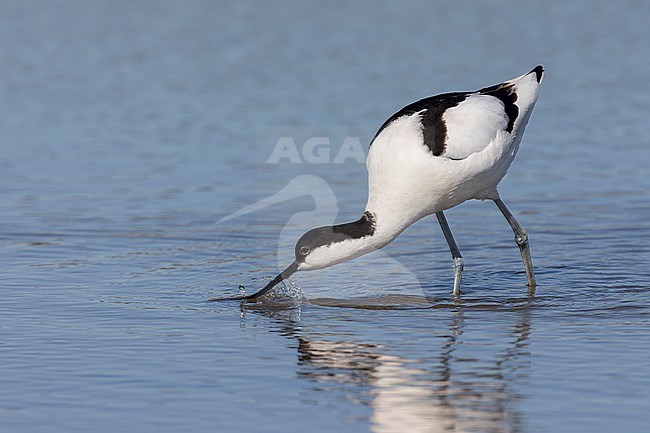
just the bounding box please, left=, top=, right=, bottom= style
left=226, top=289, right=536, bottom=431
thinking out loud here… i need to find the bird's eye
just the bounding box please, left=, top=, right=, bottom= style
left=299, top=246, right=311, bottom=256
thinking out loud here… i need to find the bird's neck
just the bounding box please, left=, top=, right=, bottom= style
left=364, top=202, right=425, bottom=248
left=301, top=210, right=410, bottom=271
left=331, top=210, right=376, bottom=237
left=334, top=208, right=413, bottom=251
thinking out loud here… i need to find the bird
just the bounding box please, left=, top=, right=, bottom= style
left=219, top=65, right=544, bottom=302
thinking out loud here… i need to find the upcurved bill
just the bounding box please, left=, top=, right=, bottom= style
left=208, top=261, right=299, bottom=302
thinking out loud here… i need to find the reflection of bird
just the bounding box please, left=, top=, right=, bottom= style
left=292, top=308, right=532, bottom=433
left=225, top=66, right=544, bottom=301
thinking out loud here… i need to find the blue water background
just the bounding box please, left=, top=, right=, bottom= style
left=1, top=1, right=649, bottom=432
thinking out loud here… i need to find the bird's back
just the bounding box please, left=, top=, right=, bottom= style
left=365, top=66, right=544, bottom=232
left=370, top=65, right=544, bottom=161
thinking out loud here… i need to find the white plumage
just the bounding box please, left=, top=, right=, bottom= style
left=441, top=94, right=509, bottom=159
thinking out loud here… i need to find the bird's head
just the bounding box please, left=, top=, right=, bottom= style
left=294, top=225, right=370, bottom=271
left=248, top=212, right=378, bottom=299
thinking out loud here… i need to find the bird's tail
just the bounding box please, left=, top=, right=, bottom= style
left=508, top=65, right=544, bottom=110
left=479, top=65, right=544, bottom=133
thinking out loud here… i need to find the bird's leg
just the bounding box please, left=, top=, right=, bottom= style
left=493, top=198, right=537, bottom=289
left=436, top=212, right=464, bottom=297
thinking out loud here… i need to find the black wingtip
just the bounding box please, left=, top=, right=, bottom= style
left=529, top=65, right=544, bottom=83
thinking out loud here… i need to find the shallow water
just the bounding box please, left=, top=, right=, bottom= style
left=2, top=1, right=650, bottom=432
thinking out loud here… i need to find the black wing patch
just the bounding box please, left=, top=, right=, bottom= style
left=477, top=82, right=518, bottom=132
left=370, top=92, right=469, bottom=156
left=370, top=80, right=520, bottom=155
